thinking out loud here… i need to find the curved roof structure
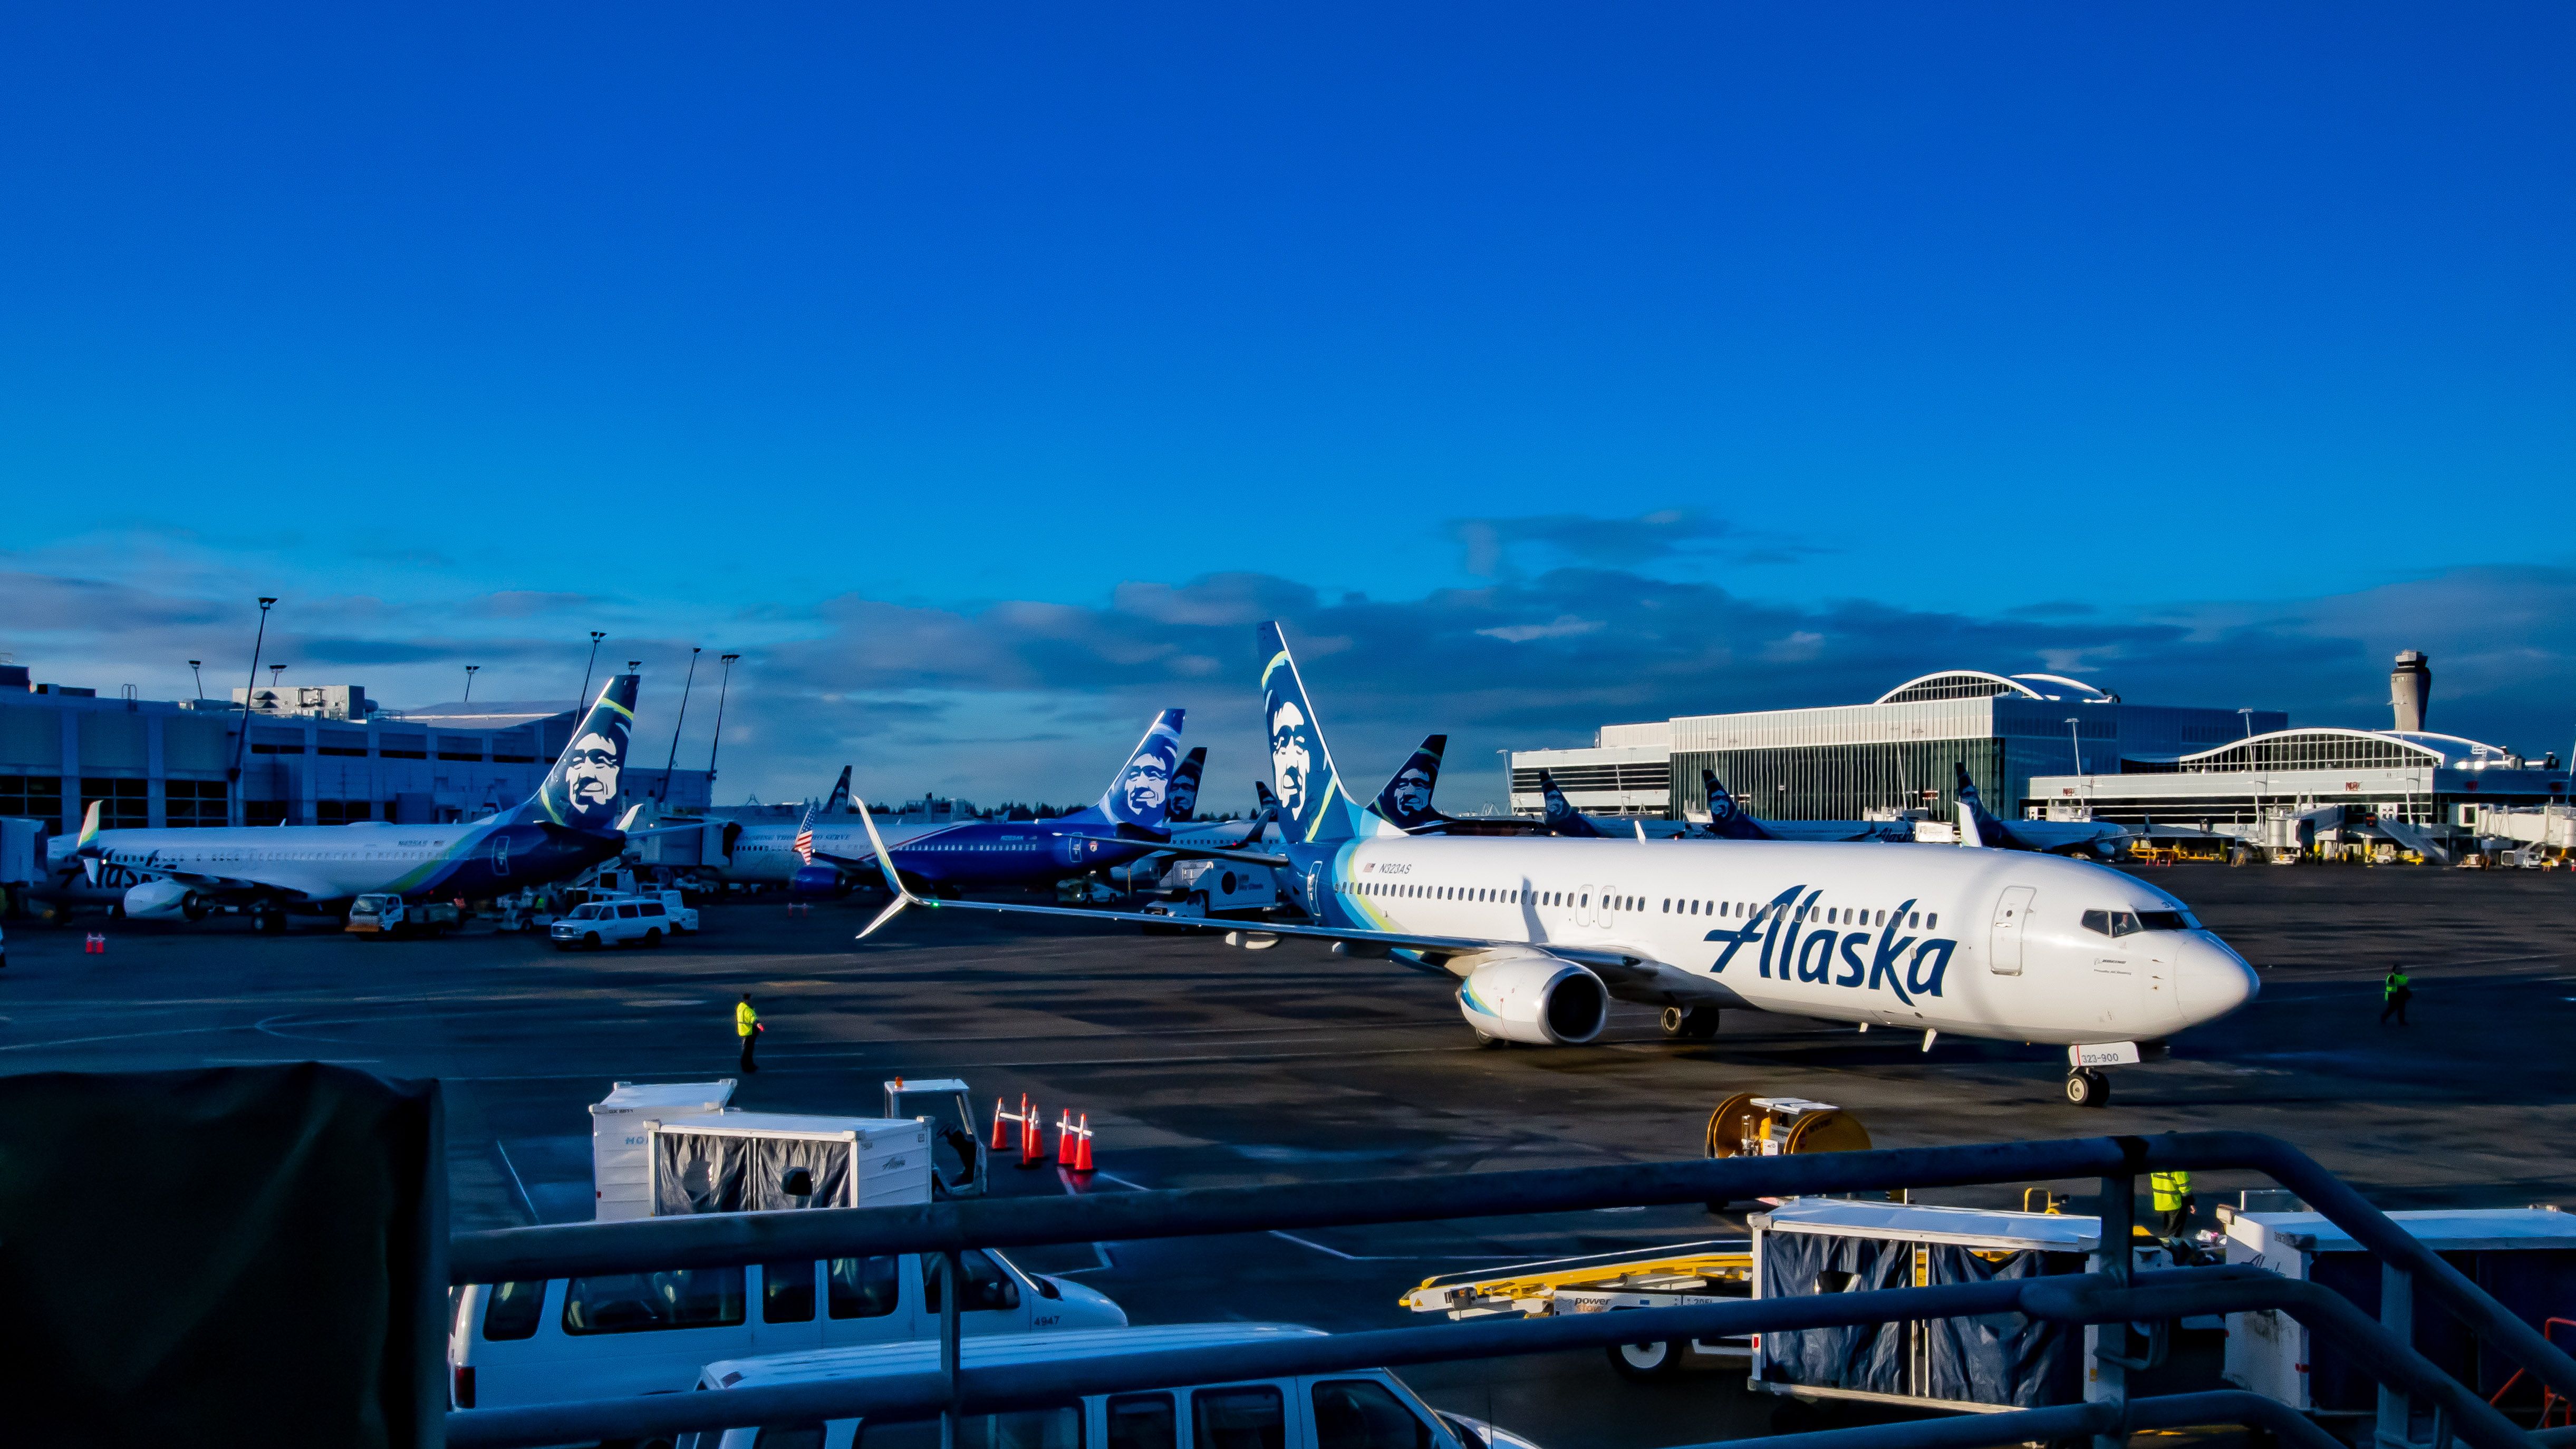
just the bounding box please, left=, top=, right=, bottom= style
left=1874, top=670, right=2116, bottom=706
left=2172, top=728, right=2527, bottom=774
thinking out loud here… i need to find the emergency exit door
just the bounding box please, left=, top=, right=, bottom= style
left=1989, top=886, right=2035, bottom=975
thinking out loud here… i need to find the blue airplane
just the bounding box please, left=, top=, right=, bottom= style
left=763, top=710, right=1198, bottom=898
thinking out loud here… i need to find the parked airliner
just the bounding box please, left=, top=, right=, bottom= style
left=68, top=676, right=647, bottom=931
left=856, top=626, right=2259, bottom=1107
left=719, top=711, right=1197, bottom=897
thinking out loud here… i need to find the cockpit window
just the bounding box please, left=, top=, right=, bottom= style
left=2083, top=908, right=2198, bottom=937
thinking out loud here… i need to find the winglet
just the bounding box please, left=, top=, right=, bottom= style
left=853, top=795, right=924, bottom=940
left=76, top=799, right=102, bottom=851
left=615, top=804, right=647, bottom=834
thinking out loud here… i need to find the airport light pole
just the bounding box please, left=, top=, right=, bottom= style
left=707, top=653, right=740, bottom=781
left=464, top=664, right=479, bottom=703
left=660, top=647, right=701, bottom=803
left=578, top=631, right=605, bottom=712
left=229, top=598, right=277, bottom=826
left=188, top=660, right=202, bottom=700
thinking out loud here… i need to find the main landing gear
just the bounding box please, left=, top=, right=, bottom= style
left=1658, top=1006, right=1722, bottom=1041
left=2063, top=1068, right=2110, bottom=1109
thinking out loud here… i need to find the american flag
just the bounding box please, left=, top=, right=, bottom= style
left=794, top=806, right=816, bottom=865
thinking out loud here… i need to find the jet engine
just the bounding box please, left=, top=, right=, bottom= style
left=123, top=878, right=207, bottom=921
left=789, top=863, right=847, bottom=897
left=1456, top=951, right=1607, bottom=1046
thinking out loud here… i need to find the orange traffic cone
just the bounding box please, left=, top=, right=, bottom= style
left=989, top=1097, right=1010, bottom=1151
left=1071, top=1114, right=1095, bottom=1174
left=1055, top=1109, right=1077, bottom=1166
left=1018, top=1102, right=1045, bottom=1168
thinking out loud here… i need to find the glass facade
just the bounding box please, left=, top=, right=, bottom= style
left=163, top=779, right=228, bottom=826
left=81, top=777, right=151, bottom=829
left=1670, top=739, right=2008, bottom=822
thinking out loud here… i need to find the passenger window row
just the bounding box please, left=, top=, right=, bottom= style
left=1336, top=877, right=1942, bottom=933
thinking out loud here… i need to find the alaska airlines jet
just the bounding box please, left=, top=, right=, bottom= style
left=1693, top=771, right=1913, bottom=843
left=856, top=627, right=2257, bottom=1108
left=720, top=711, right=1193, bottom=897
left=1953, top=764, right=2132, bottom=857
left=69, top=677, right=647, bottom=931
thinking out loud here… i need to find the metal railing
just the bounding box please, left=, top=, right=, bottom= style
left=446, top=1132, right=2576, bottom=1449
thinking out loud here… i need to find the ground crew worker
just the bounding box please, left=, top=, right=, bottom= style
left=2381, top=965, right=2413, bottom=1026
left=2150, top=1169, right=2195, bottom=1239
left=736, top=993, right=763, bottom=1073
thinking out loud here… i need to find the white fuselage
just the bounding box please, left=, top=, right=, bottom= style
left=67, top=820, right=505, bottom=902
left=1322, top=836, right=2257, bottom=1047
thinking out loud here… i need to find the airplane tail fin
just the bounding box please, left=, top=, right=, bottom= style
left=1373, top=733, right=1450, bottom=831
left=1257, top=621, right=1382, bottom=845
left=75, top=799, right=102, bottom=851
left=1254, top=779, right=1279, bottom=815
left=509, top=674, right=642, bottom=831
left=1167, top=747, right=1207, bottom=822
left=1091, top=709, right=1187, bottom=829
left=823, top=766, right=852, bottom=815
left=1699, top=770, right=1773, bottom=841
left=1539, top=771, right=1607, bottom=838
left=1954, top=761, right=2005, bottom=847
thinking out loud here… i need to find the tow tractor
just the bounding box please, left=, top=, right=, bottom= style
left=1402, top=1240, right=1754, bottom=1380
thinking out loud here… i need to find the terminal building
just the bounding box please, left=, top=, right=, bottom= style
left=0, top=663, right=709, bottom=837
left=1507, top=652, right=2569, bottom=846
left=1512, top=669, right=2280, bottom=824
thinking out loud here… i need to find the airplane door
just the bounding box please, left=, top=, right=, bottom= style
left=1305, top=863, right=1323, bottom=914
left=1578, top=885, right=1598, bottom=928
left=1989, top=886, right=2035, bottom=975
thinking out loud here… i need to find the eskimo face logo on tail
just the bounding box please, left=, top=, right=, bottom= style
left=1167, top=748, right=1205, bottom=822
left=1268, top=695, right=1316, bottom=822
left=1103, top=709, right=1186, bottom=828
left=536, top=675, right=639, bottom=832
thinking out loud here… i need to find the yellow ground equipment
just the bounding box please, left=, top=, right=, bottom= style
left=1401, top=1240, right=1755, bottom=1380
left=1706, top=1093, right=1873, bottom=1160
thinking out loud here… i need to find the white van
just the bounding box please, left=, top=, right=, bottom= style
left=551, top=897, right=680, bottom=950
left=450, top=1251, right=1124, bottom=1411
left=677, top=1324, right=1545, bottom=1449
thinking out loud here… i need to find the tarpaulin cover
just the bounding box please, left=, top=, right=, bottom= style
left=1760, top=1229, right=1912, bottom=1393
left=653, top=1129, right=851, bottom=1213
left=1922, top=1245, right=2083, bottom=1406
left=0, top=1063, right=443, bottom=1448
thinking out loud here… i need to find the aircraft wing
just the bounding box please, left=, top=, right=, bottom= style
left=845, top=793, right=1705, bottom=992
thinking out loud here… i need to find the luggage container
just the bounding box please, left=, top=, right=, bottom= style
left=648, top=1112, right=933, bottom=1214
left=2222, top=1208, right=2576, bottom=1423
left=1750, top=1200, right=2096, bottom=1413
left=589, top=1079, right=737, bottom=1221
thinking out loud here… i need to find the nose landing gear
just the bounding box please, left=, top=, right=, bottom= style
left=2063, top=1068, right=2110, bottom=1108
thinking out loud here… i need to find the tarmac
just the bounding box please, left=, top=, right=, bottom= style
left=3, top=861, right=2569, bottom=1444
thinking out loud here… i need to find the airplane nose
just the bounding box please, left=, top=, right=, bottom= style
left=2182, top=936, right=2260, bottom=1023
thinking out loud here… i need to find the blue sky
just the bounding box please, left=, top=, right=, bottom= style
left=3, top=5, right=2571, bottom=809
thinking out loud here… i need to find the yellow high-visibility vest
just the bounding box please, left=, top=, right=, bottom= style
left=2150, top=1170, right=2193, bottom=1211
left=736, top=1002, right=758, bottom=1037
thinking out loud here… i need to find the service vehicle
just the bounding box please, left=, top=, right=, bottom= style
left=345, top=894, right=462, bottom=939
left=550, top=896, right=680, bottom=949
left=449, top=1249, right=1124, bottom=1411
left=674, top=1322, right=1546, bottom=1449
left=1142, top=856, right=1284, bottom=922
left=1402, top=1239, right=1753, bottom=1380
